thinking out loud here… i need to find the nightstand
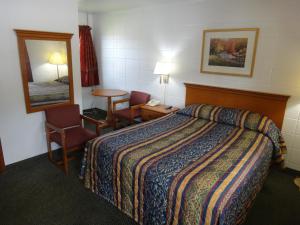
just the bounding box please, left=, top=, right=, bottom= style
left=141, top=105, right=179, bottom=121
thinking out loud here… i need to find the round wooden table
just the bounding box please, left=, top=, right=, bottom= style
left=92, top=89, right=128, bottom=124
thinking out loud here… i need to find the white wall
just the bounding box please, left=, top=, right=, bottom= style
left=0, top=0, right=82, bottom=165
left=92, top=0, right=300, bottom=170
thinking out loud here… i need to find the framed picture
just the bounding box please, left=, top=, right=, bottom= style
left=201, top=28, right=259, bottom=77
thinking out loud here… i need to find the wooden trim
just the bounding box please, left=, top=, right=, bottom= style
left=184, top=83, right=290, bottom=129
left=15, top=29, right=74, bottom=114
left=200, top=28, right=259, bottom=77
left=14, top=29, right=73, bottom=40
left=0, top=139, right=5, bottom=172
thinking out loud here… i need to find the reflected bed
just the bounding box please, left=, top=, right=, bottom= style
left=29, top=81, right=69, bottom=106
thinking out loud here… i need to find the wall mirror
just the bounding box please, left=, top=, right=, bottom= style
left=15, top=29, right=74, bottom=113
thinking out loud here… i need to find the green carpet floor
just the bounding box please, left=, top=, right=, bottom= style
left=0, top=109, right=299, bottom=225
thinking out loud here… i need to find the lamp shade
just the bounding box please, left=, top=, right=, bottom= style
left=49, top=52, right=66, bottom=65
left=153, top=62, right=173, bottom=75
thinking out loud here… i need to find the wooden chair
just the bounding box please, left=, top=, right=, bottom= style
left=45, top=104, right=108, bottom=174
left=113, top=91, right=150, bottom=128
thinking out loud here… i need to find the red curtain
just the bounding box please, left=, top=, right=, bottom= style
left=79, top=25, right=99, bottom=87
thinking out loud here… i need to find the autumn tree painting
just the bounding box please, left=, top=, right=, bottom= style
left=208, top=38, right=248, bottom=68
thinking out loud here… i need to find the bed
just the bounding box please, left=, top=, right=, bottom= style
left=80, top=83, right=289, bottom=225
left=28, top=79, right=69, bottom=106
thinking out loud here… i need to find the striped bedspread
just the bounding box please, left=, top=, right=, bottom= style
left=80, top=104, right=285, bottom=225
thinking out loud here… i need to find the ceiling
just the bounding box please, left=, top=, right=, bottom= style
left=78, top=0, right=205, bottom=13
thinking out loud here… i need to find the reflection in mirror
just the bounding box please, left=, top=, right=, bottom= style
left=15, top=30, right=74, bottom=113
left=25, top=40, right=70, bottom=107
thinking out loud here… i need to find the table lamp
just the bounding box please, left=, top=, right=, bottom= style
left=153, top=62, right=173, bottom=105
left=49, top=52, right=66, bottom=79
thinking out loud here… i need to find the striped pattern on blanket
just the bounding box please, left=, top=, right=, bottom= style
left=80, top=106, right=285, bottom=225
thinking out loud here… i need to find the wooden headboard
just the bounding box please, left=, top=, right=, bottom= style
left=185, top=83, right=290, bottom=129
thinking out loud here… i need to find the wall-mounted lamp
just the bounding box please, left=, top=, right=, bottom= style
left=153, top=62, right=173, bottom=105
left=153, top=62, right=173, bottom=84
left=49, top=52, right=66, bottom=79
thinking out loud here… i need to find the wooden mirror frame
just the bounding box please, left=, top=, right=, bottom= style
left=15, top=29, right=74, bottom=113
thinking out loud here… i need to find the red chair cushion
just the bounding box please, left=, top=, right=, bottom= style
left=114, top=108, right=141, bottom=120
left=50, top=127, right=97, bottom=149
left=129, top=91, right=151, bottom=106
left=45, top=104, right=81, bottom=128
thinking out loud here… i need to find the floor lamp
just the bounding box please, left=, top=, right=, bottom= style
left=153, top=62, right=172, bottom=105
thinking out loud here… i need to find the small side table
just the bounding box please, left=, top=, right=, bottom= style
left=92, top=89, right=128, bottom=125
left=141, top=105, right=179, bottom=122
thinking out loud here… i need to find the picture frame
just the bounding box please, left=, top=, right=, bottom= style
left=200, top=28, right=259, bottom=77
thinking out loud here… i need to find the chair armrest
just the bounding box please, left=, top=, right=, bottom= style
left=113, top=98, right=130, bottom=111
left=130, top=103, right=145, bottom=117
left=130, top=103, right=145, bottom=110
left=81, top=115, right=102, bottom=125
left=81, top=115, right=109, bottom=136
left=45, top=122, right=64, bottom=134
left=45, top=122, right=80, bottom=133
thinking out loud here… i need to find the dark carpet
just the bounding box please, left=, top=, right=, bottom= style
left=0, top=109, right=299, bottom=225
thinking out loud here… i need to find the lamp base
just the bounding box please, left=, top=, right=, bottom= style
left=294, top=178, right=300, bottom=191
left=56, top=64, right=60, bottom=80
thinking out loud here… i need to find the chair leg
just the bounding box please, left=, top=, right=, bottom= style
left=61, top=132, right=69, bottom=175
left=62, top=146, right=69, bottom=175
left=129, top=118, right=134, bottom=125
left=113, top=117, right=118, bottom=129
left=46, top=139, right=52, bottom=160
left=45, top=127, right=53, bottom=161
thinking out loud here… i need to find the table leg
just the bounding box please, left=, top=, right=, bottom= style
left=107, top=96, right=113, bottom=124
